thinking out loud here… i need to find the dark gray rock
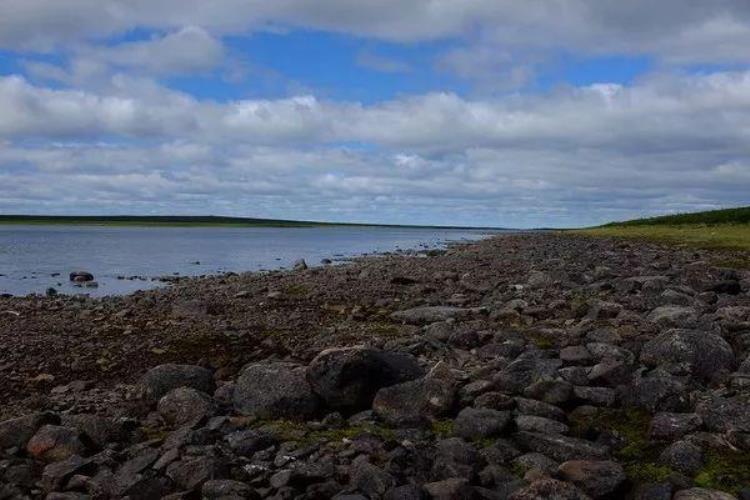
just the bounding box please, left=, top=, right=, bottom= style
left=41, top=455, right=96, bottom=492
left=453, top=407, right=511, bottom=440
left=224, top=429, right=277, bottom=455
left=513, top=452, right=558, bottom=474
left=659, top=440, right=703, bottom=475
left=649, top=413, right=703, bottom=440
left=234, top=362, right=320, bottom=419
left=385, top=484, right=424, bottom=500
left=391, top=306, right=484, bottom=325
left=307, top=347, right=423, bottom=411
left=673, top=488, right=737, bottom=499
left=647, top=306, right=698, bottom=328
left=640, top=329, right=735, bottom=380
left=508, top=478, right=590, bottom=500
left=514, top=397, right=566, bottom=421
left=493, top=358, right=562, bottom=394
left=350, top=458, right=396, bottom=498
left=432, top=438, right=479, bottom=481
left=423, top=478, right=473, bottom=499
left=560, top=346, right=593, bottom=365
left=515, top=415, right=568, bottom=435
left=523, top=379, right=572, bottom=405
left=373, top=377, right=455, bottom=426
left=0, top=412, right=59, bottom=449
left=515, top=431, right=609, bottom=462
left=158, top=387, right=215, bottom=426
left=573, top=386, right=615, bottom=407
left=695, top=394, right=750, bottom=433
left=166, top=455, right=221, bottom=491
left=558, top=460, right=626, bottom=498
left=60, top=414, right=122, bottom=449
left=202, top=479, right=257, bottom=499
left=622, top=376, right=689, bottom=412
left=26, top=425, right=87, bottom=462
left=139, top=364, right=215, bottom=402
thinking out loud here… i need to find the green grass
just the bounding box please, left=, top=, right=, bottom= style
left=575, top=206, right=750, bottom=252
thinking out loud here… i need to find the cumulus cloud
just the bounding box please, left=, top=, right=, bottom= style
left=3, top=1, right=750, bottom=64
left=1, top=69, right=749, bottom=226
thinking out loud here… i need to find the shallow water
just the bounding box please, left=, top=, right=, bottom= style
left=0, top=225, right=496, bottom=297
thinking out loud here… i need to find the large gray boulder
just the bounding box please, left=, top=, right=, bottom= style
left=158, top=387, right=216, bottom=427
left=234, top=362, right=320, bottom=419
left=306, top=347, right=423, bottom=411
left=139, top=364, right=215, bottom=402
left=372, top=376, right=455, bottom=426
left=640, top=329, right=735, bottom=380
left=0, top=412, right=59, bottom=449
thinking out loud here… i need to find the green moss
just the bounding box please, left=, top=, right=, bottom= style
left=528, top=333, right=554, bottom=349
left=282, top=283, right=309, bottom=296
left=431, top=419, right=454, bottom=438
left=625, top=463, right=675, bottom=483
left=365, top=322, right=401, bottom=338
left=694, top=450, right=750, bottom=494
left=570, top=408, right=667, bottom=485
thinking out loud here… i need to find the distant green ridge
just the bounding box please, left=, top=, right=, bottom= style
left=602, top=206, right=750, bottom=227
left=0, top=214, right=505, bottom=231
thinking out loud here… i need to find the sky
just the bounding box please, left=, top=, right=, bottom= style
left=0, top=1, right=749, bottom=228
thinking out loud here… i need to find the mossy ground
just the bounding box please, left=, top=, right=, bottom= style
left=259, top=419, right=396, bottom=446
left=693, top=449, right=750, bottom=494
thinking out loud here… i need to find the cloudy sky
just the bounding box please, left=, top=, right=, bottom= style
left=1, top=1, right=749, bottom=228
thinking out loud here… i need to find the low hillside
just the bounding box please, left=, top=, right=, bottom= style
left=578, top=206, right=750, bottom=252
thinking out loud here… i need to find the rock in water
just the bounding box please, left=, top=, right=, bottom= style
left=69, top=271, right=94, bottom=282
left=293, top=258, right=308, bottom=270
left=234, top=362, right=320, bottom=419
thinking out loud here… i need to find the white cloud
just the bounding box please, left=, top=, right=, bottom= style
left=3, top=1, right=750, bottom=64
left=355, top=50, right=411, bottom=73
left=1, top=69, right=749, bottom=226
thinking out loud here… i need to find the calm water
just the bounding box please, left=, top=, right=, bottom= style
left=0, top=225, right=495, bottom=297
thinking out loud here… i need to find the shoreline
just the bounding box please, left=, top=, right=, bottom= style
left=2, top=232, right=749, bottom=497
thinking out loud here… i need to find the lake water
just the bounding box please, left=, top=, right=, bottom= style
left=0, top=225, right=496, bottom=297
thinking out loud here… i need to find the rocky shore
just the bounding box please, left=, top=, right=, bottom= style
left=1, top=233, right=750, bottom=499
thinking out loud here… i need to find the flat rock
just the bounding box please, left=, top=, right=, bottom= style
left=390, top=306, right=484, bottom=325
left=515, top=415, right=569, bottom=435
left=515, top=432, right=609, bottom=462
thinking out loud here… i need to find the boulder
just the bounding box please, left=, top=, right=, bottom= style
left=558, top=460, right=626, bottom=498
left=493, top=358, right=562, bottom=394
left=515, top=415, right=569, bottom=435
left=422, top=478, right=474, bottom=499
left=69, top=271, right=94, bottom=282
left=453, top=407, right=511, bottom=440
left=659, top=440, right=703, bottom=475
left=202, top=479, right=256, bottom=499
left=234, top=362, right=319, bottom=419
left=622, top=376, right=689, bottom=412
left=26, top=425, right=87, bottom=462
left=673, top=488, right=738, bottom=500
left=166, top=455, right=222, bottom=491
left=695, top=394, right=750, bottom=433
left=158, top=387, right=215, bottom=426
left=372, top=376, right=455, bottom=426
left=0, top=412, right=59, bottom=449
left=515, top=432, right=609, bottom=462
left=306, top=347, right=423, bottom=411
left=139, top=364, right=215, bottom=402
left=640, top=329, right=735, bottom=380
left=350, top=458, right=396, bottom=498
left=431, top=438, right=479, bottom=481
left=647, top=306, right=698, bottom=328
left=509, top=478, right=591, bottom=500
left=649, top=413, right=703, bottom=440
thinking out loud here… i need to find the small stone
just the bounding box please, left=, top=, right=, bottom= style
left=523, top=379, right=572, bottom=405
left=673, top=487, right=737, bottom=499
left=560, top=346, right=593, bottom=365
left=515, top=432, right=609, bottom=462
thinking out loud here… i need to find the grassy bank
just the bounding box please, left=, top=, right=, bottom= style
left=576, top=206, right=750, bottom=252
